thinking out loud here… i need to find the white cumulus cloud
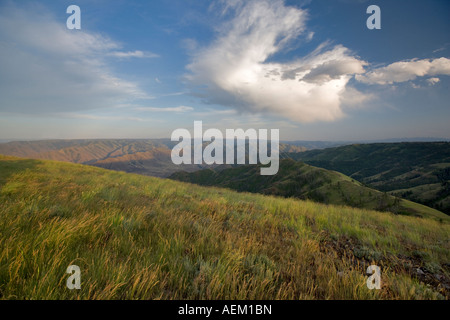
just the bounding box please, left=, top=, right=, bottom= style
left=186, top=0, right=368, bottom=123
left=426, top=77, right=440, bottom=85
left=355, top=58, right=450, bottom=85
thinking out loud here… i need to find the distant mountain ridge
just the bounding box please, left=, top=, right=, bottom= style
left=281, top=137, right=449, bottom=151
left=0, top=139, right=184, bottom=177
left=0, top=139, right=304, bottom=177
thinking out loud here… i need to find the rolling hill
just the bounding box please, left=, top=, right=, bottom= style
left=0, top=155, right=449, bottom=299
left=289, top=142, right=450, bottom=215
left=169, top=159, right=448, bottom=221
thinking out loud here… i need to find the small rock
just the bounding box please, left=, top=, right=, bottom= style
left=416, top=268, right=425, bottom=275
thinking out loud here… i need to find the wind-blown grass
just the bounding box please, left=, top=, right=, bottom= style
left=0, top=155, right=448, bottom=299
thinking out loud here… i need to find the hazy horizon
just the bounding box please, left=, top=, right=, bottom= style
left=1, top=136, right=449, bottom=145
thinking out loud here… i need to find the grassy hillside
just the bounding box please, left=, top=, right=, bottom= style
left=0, top=155, right=449, bottom=300
left=170, top=159, right=448, bottom=221
left=291, top=142, right=450, bottom=215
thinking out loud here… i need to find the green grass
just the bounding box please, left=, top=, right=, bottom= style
left=0, top=155, right=449, bottom=300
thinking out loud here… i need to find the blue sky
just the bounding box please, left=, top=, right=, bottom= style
left=0, top=0, right=449, bottom=140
